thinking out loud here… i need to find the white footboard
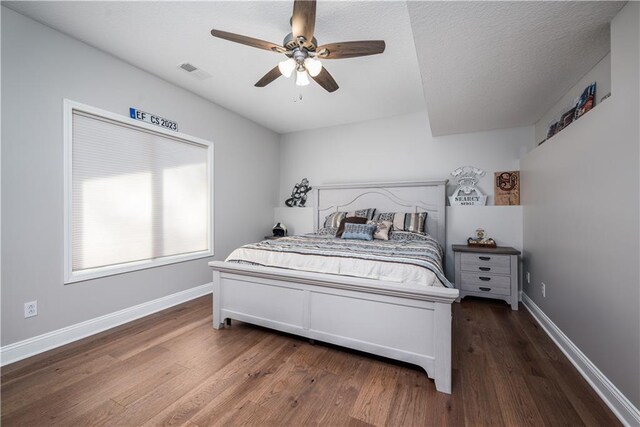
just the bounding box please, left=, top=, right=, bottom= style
left=209, top=261, right=459, bottom=394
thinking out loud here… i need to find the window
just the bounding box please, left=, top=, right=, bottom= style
left=64, top=100, right=213, bottom=283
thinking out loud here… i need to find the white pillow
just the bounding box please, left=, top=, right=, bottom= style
left=367, top=220, right=393, bottom=240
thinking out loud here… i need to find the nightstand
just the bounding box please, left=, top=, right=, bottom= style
left=452, top=245, right=521, bottom=310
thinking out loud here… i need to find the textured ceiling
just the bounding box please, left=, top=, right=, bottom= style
left=5, top=1, right=425, bottom=134
left=408, top=1, right=625, bottom=136
left=5, top=1, right=626, bottom=136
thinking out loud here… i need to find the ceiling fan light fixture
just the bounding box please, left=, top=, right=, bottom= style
left=304, top=57, right=322, bottom=77
left=210, top=1, right=386, bottom=93
left=278, top=58, right=296, bottom=78
left=296, top=70, right=310, bottom=86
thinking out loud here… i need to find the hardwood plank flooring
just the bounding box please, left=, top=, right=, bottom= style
left=1, top=296, right=620, bottom=426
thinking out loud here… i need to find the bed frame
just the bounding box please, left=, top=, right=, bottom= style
left=209, top=180, right=459, bottom=393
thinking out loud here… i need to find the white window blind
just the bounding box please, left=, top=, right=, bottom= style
left=66, top=104, right=212, bottom=282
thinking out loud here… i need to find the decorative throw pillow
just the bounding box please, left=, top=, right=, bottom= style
left=367, top=220, right=393, bottom=240
left=336, top=216, right=368, bottom=238
left=390, top=230, right=431, bottom=241
left=323, top=208, right=376, bottom=228
left=377, top=212, right=428, bottom=234
left=352, top=208, right=377, bottom=221
left=316, top=227, right=338, bottom=236
left=341, top=222, right=376, bottom=241
left=324, top=212, right=348, bottom=229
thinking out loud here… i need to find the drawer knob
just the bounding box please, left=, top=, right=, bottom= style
left=479, top=287, right=491, bottom=292
left=479, top=256, right=491, bottom=261
left=479, top=276, right=491, bottom=281
left=479, top=267, right=491, bottom=271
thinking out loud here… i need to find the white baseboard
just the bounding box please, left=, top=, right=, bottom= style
left=521, top=293, right=640, bottom=426
left=0, top=282, right=212, bottom=367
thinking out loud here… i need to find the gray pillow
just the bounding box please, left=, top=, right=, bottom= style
left=341, top=223, right=376, bottom=241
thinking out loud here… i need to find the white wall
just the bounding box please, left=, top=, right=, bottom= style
left=446, top=205, right=522, bottom=277
left=534, top=52, right=612, bottom=145
left=279, top=110, right=533, bottom=280
left=521, top=1, right=639, bottom=409
left=273, top=207, right=314, bottom=236
left=1, top=8, right=280, bottom=346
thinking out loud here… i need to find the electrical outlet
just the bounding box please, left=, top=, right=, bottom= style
left=526, top=272, right=530, bottom=284
left=24, top=301, right=37, bottom=318
left=541, top=282, right=546, bottom=298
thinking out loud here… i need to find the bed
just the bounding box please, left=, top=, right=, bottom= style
left=208, top=181, right=459, bottom=393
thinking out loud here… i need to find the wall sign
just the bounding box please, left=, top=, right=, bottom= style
left=449, top=166, right=488, bottom=206
left=495, top=171, right=520, bottom=205
left=129, top=108, right=178, bottom=131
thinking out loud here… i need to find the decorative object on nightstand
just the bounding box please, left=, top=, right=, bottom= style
left=272, top=222, right=288, bottom=237
left=467, top=228, right=497, bottom=248
left=448, top=166, right=487, bottom=206
left=452, top=244, right=521, bottom=310
left=285, top=178, right=312, bottom=207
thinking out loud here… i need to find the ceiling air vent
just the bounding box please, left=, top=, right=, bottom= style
left=179, top=63, right=198, bottom=72
left=177, top=62, right=212, bottom=81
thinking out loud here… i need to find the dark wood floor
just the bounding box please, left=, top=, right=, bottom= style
left=1, top=296, right=619, bottom=426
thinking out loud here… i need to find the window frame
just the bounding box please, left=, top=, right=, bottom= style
left=63, top=99, right=214, bottom=284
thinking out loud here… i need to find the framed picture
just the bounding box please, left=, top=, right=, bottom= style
left=494, top=171, right=520, bottom=206
left=561, top=107, right=576, bottom=128
left=575, top=82, right=596, bottom=119
left=547, top=121, right=559, bottom=139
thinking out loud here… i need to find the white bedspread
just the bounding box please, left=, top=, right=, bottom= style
left=225, top=234, right=451, bottom=288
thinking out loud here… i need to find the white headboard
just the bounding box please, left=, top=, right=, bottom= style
left=313, top=180, right=448, bottom=249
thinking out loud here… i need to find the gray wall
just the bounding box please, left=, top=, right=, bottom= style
left=279, top=111, right=532, bottom=279
left=1, top=8, right=280, bottom=346
left=521, top=1, right=640, bottom=407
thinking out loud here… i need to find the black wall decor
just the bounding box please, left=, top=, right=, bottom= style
left=285, top=178, right=312, bottom=207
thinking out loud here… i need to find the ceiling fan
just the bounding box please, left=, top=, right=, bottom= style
left=210, top=0, right=385, bottom=93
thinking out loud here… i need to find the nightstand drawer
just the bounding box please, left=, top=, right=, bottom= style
left=460, top=272, right=511, bottom=289
left=460, top=264, right=511, bottom=275
left=453, top=245, right=520, bottom=310
left=460, top=253, right=510, bottom=268
left=461, top=283, right=511, bottom=296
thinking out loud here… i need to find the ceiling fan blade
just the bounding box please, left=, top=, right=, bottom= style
left=211, top=29, right=285, bottom=53
left=255, top=66, right=282, bottom=87
left=291, top=0, right=316, bottom=48
left=316, top=41, right=386, bottom=59
left=311, top=67, right=339, bottom=93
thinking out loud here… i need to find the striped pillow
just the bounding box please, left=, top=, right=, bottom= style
left=376, top=212, right=427, bottom=235
left=323, top=208, right=376, bottom=228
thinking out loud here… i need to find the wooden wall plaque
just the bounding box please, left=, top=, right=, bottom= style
left=495, top=171, right=520, bottom=205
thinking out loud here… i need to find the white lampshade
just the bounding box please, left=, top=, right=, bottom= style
left=304, top=57, right=322, bottom=77
left=278, top=58, right=296, bottom=78
left=296, top=70, right=310, bottom=86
